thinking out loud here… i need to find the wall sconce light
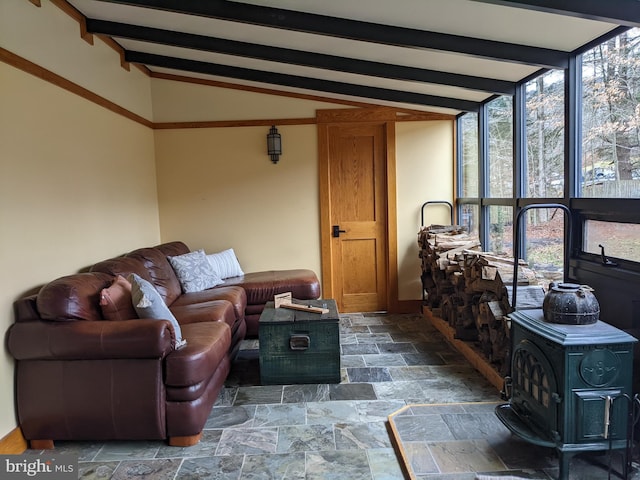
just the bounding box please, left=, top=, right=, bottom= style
left=267, top=125, right=282, bottom=164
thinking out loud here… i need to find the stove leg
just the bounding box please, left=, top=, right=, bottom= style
left=558, top=451, right=574, bottom=480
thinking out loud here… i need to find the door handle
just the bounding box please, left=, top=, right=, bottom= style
left=332, top=225, right=346, bottom=237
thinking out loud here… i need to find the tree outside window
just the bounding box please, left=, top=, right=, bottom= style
left=526, top=70, right=565, bottom=199
left=488, top=96, right=513, bottom=198
left=461, top=113, right=479, bottom=198
left=582, top=28, right=640, bottom=198
left=488, top=206, right=513, bottom=258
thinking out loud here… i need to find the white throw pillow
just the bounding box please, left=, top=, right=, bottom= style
left=206, top=248, right=244, bottom=279
left=128, top=273, right=186, bottom=349
left=168, top=249, right=224, bottom=293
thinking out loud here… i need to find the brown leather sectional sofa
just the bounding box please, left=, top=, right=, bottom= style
left=7, top=241, right=320, bottom=449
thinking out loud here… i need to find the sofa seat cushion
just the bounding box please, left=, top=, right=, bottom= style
left=222, top=270, right=321, bottom=305
left=164, top=321, right=230, bottom=392
left=171, top=286, right=247, bottom=321
left=170, top=300, right=236, bottom=329
left=166, top=379, right=209, bottom=403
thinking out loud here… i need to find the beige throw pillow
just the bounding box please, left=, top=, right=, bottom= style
left=99, top=275, right=138, bottom=321
left=206, top=248, right=244, bottom=279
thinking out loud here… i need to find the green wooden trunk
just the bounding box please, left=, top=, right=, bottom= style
left=259, top=299, right=340, bottom=384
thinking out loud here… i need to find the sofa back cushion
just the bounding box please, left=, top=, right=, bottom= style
left=37, top=272, right=114, bottom=321
left=126, top=247, right=182, bottom=305
left=13, top=295, right=40, bottom=323
left=91, top=256, right=151, bottom=282
left=154, top=241, right=190, bottom=258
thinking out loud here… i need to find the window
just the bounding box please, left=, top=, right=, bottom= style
left=487, top=206, right=513, bottom=258
left=524, top=208, right=565, bottom=286
left=460, top=204, right=479, bottom=236
left=487, top=96, right=513, bottom=198
left=583, top=219, right=640, bottom=263
left=525, top=71, right=565, bottom=198
left=581, top=28, right=640, bottom=198
left=453, top=27, right=640, bottom=339
left=460, top=113, right=479, bottom=198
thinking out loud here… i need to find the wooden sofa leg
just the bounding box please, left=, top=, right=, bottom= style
left=30, top=440, right=54, bottom=450
left=168, top=432, right=202, bottom=447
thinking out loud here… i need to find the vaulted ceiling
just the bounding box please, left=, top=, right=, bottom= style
left=66, top=0, right=637, bottom=116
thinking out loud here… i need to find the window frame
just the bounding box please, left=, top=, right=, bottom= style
left=455, top=26, right=640, bottom=284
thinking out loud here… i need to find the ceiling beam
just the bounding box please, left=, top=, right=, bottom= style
left=468, top=0, right=640, bottom=27
left=88, top=19, right=515, bottom=95
left=96, top=0, right=569, bottom=69
left=125, top=51, right=481, bottom=112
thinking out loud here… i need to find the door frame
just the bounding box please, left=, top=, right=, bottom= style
left=317, top=107, right=399, bottom=312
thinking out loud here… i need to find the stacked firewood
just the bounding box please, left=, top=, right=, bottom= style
left=418, top=224, right=481, bottom=313
left=418, top=225, right=544, bottom=375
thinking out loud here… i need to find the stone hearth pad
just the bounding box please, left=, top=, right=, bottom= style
left=387, top=402, right=554, bottom=479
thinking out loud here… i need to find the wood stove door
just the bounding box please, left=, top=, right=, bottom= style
left=512, top=339, right=559, bottom=440
left=573, top=389, right=625, bottom=443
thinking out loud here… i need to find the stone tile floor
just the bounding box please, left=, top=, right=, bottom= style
left=388, top=401, right=640, bottom=479
left=31, top=313, right=640, bottom=479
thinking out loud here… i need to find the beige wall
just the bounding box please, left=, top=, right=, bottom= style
left=0, top=62, right=160, bottom=438
left=154, top=125, right=322, bottom=273
left=152, top=77, right=455, bottom=297
left=152, top=77, right=456, bottom=303
left=151, top=77, right=344, bottom=122
left=396, top=121, right=455, bottom=301
left=0, top=0, right=153, bottom=120
left=0, top=2, right=159, bottom=439
left=0, top=0, right=454, bottom=444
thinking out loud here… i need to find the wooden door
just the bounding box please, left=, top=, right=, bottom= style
left=319, top=121, right=389, bottom=312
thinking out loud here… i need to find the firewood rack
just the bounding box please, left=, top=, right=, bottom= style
left=420, top=200, right=454, bottom=228
left=419, top=200, right=454, bottom=303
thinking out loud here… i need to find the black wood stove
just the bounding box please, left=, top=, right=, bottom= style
left=496, top=308, right=637, bottom=479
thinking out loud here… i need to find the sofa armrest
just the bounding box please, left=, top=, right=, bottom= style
left=7, top=319, right=174, bottom=361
